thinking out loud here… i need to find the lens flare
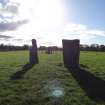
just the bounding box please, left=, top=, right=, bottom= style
left=52, top=88, right=63, bottom=97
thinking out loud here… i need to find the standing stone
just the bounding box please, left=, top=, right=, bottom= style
left=46, top=47, right=53, bottom=54
left=62, top=39, right=80, bottom=68
left=29, top=39, right=38, bottom=64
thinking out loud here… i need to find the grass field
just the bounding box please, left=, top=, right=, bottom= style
left=0, top=51, right=105, bottom=105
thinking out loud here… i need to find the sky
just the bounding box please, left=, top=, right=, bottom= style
left=0, top=0, right=105, bottom=46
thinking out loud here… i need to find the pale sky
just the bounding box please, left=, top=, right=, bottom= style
left=0, top=0, right=105, bottom=46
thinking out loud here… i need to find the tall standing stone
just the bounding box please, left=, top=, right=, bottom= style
left=29, top=39, right=38, bottom=64
left=62, top=39, right=80, bottom=68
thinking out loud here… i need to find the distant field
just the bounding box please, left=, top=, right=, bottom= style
left=0, top=51, right=105, bottom=105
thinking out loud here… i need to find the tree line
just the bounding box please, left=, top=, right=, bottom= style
left=80, top=44, right=105, bottom=52
left=0, top=44, right=105, bottom=52
left=0, top=44, right=29, bottom=51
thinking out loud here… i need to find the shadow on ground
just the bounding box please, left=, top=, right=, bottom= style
left=67, top=66, right=105, bottom=102
left=10, top=63, right=34, bottom=80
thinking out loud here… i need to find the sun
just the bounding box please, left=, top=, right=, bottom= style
left=29, top=0, right=65, bottom=31
left=13, top=0, right=66, bottom=46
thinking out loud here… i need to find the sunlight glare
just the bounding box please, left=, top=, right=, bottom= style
left=12, top=0, right=66, bottom=46
left=29, top=0, right=65, bottom=33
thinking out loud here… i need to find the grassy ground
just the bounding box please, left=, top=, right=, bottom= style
left=0, top=51, right=105, bottom=105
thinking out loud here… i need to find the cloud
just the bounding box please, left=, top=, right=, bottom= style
left=12, top=38, right=23, bottom=41
left=0, top=34, right=13, bottom=38
left=0, top=34, right=13, bottom=42
left=0, top=19, right=28, bottom=31
left=0, top=0, right=30, bottom=32
left=6, top=2, right=19, bottom=14
left=0, top=1, right=19, bottom=18
left=62, top=23, right=105, bottom=38
left=0, top=0, right=33, bottom=21
left=0, top=0, right=9, bottom=6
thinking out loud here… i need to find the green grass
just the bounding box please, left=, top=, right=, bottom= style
left=0, top=51, right=105, bottom=105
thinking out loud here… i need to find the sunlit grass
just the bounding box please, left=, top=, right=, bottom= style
left=0, top=51, right=105, bottom=105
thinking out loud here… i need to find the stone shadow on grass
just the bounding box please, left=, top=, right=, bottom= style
left=67, top=66, right=105, bottom=102
left=10, top=63, right=35, bottom=80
